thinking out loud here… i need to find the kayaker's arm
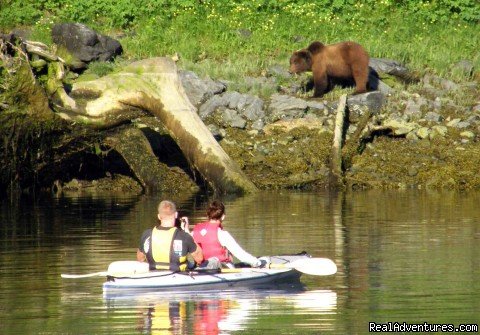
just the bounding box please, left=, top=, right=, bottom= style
left=190, top=243, right=204, bottom=265
left=136, top=248, right=147, bottom=262
left=218, top=230, right=260, bottom=267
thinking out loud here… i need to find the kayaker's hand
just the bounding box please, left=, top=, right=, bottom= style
left=254, top=259, right=268, bottom=268
left=180, top=217, right=189, bottom=232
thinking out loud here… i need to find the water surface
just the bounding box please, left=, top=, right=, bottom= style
left=0, top=190, right=479, bottom=334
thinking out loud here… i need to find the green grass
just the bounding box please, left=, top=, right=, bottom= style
left=2, top=2, right=479, bottom=91
left=116, top=10, right=479, bottom=91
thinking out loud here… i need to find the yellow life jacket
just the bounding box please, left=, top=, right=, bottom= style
left=150, top=227, right=188, bottom=271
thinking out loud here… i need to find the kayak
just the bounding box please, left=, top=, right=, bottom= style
left=61, top=253, right=337, bottom=293
left=102, top=254, right=311, bottom=293
left=103, top=267, right=302, bottom=292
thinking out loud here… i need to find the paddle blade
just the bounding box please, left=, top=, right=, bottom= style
left=107, top=261, right=150, bottom=276
left=290, top=258, right=337, bottom=276
left=270, top=258, right=337, bottom=276
left=61, top=271, right=107, bottom=279
left=61, top=261, right=150, bottom=279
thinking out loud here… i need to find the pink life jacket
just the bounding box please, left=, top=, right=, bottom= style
left=193, top=221, right=231, bottom=262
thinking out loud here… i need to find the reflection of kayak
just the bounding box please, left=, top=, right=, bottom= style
left=102, top=254, right=315, bottom=293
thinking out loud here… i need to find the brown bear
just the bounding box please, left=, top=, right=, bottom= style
left=289, top=41, right=370, bottom=97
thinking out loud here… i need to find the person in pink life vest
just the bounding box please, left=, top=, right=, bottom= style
left=191, top=200, right=267, bottom=269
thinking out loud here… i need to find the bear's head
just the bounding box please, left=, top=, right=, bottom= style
left=289, top=50, right=312, bottom=74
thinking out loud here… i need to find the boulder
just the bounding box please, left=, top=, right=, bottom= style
left=179, top=70, right=226, bottom=107
left=52, top=23, right=123, bottom=63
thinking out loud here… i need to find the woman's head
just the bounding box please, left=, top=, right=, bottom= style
left=207, top=200, right=225, bottom=221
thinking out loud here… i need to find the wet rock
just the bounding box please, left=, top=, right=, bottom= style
left=52, top=23, right=122, bottom=63
left=267, top=94, right=308, bottom=122
left=179, top=70, right=226, bottom=106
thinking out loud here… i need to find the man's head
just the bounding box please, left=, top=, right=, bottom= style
left=157, top=200, right=177, bottom=226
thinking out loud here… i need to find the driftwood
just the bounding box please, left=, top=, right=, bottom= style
left=1, top=38, right=257, bottom=195
left=330, top=94, right=347, bottom=187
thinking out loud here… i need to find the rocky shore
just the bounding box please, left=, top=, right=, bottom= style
left=1, top=23, right=479, bottom=196
left=180, top=57, right=479, bottom=190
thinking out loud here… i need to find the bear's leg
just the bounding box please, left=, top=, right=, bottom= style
left=351, top=63, right=368, bottom=94
left=313, top=73, right=329, bottom=97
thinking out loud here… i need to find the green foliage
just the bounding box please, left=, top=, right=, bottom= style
left=0, top=0, right=478, bottom=31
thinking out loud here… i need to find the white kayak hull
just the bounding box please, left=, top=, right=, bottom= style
left=102, top=254, right=309, bottom=293
left=103, top=268, right=301, bottom=292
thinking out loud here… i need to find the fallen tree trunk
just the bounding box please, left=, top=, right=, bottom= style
left=64, top=58, right=257, bottom=194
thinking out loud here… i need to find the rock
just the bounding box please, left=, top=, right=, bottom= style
left=199, top=91, right=266, bottom=126
left=243, top=97, right=265, bottom=121
left=251, top=119, right=265, bottom=130
left=263, top=118, right=325, bottom=135
left=305, top=100, right=326, bottom=113
left=266, top=64, right=291, bottom=79
left=207, top=124, right=223, bottom=140
left=431, top=125, right=448, bottom=138
left=383, top=119, right=418, bottom=136
left=52, top=23, right=122, bottom=63
left=451, top=60, right=474, bottom=77
left=404, top=96, right=428, bottom=120
left=369, top=58, right=414, bottom=82
left=460, top=131, right=475, bottom=139
left=424, top=112, right=443, bottom=123
left=179, top=70, right=226, bottom=106
left=423, top=74, right=459, bottom=92
left=267, top=94, right=308, bottom=122
left=416, top=127, right=430, bottom=139
left=220, top=107, right=247, bottom=129
left=199, top=95, right=224, bottom=118
left=347, top=91, right=386, bottom=113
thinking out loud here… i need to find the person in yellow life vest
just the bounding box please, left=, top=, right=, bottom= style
left=137, top=200, right=203, bottom=271
left=192, top=200, right=267, bottom=269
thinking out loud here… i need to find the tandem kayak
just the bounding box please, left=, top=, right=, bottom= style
left=102, top=254, right=335, bottom=293
left=61, top=253, right=337, bottom=293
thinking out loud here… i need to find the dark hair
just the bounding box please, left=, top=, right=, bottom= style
left=207, top=200, right=225, bottom=220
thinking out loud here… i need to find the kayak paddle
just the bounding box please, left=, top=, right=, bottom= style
left=269, top=257, right=337, bottom=276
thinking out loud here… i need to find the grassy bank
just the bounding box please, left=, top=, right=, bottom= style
left=2, top=1, right=478, bottom=90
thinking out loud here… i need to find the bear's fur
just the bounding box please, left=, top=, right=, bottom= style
left=289, top=41, right=370, bottom=97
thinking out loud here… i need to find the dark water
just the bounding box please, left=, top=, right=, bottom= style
left=0, top=190, right=479, bottom=334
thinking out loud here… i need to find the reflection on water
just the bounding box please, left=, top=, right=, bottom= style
left=104, top=289, right=337, bottom=334
left=0, top=189, right=479, bottom=334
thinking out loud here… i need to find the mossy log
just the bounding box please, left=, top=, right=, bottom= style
left=56, top=57, right=257, bottom=194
